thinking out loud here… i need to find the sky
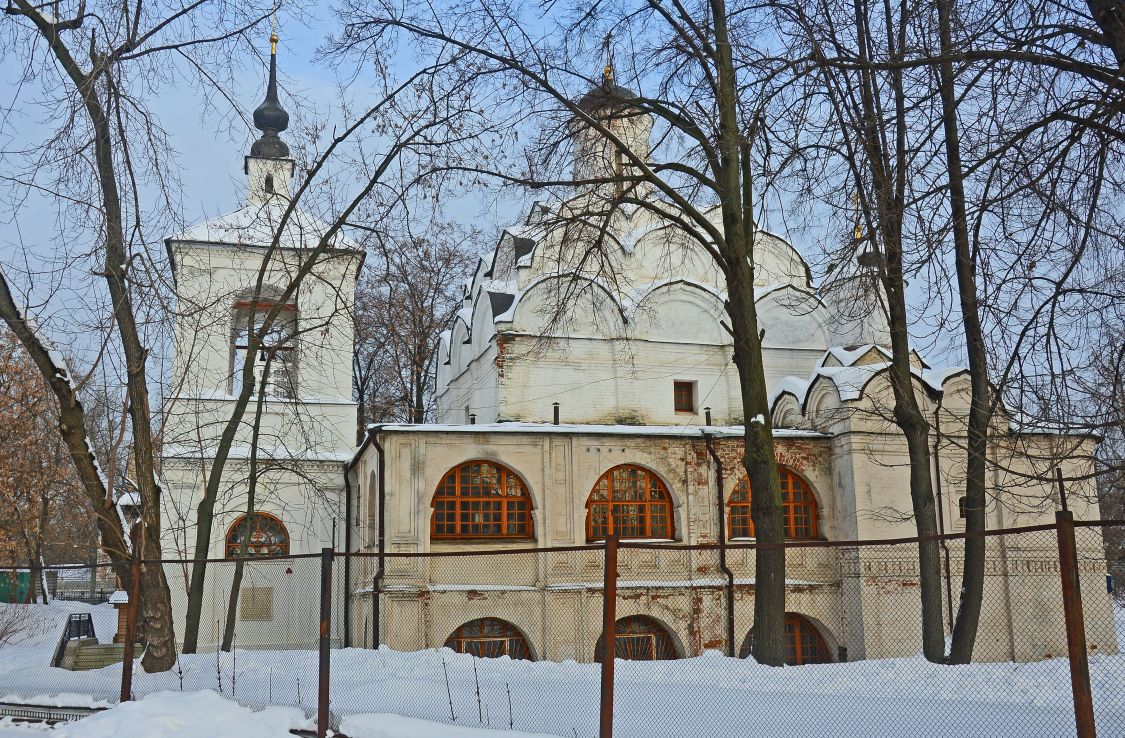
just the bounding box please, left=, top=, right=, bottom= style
left=0, top=4, right=524, bottom=367
left=0, top=2, right=964, bottom=375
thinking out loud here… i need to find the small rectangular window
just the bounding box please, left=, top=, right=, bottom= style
left=958, top=496, right=967, bottom=519
left=673, top=381, right=695, bottom=413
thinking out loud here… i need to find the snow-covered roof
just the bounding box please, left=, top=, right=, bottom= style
left=768, top=345, right=967, bottom=414
left=367, top=422, right=827, bottom=439
left=1006, top=412, right=1097, bottom=437
left=768, top=376, right=811, bottom=408
left=823, top=344, right=889, bottom=367
left=116, top=492, right=141, bottom=508
left=167, top=202, right=360, bottom=253
left=53, top=566, right=96, bottom=581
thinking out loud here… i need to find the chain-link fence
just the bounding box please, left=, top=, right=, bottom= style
left=0, top=518, right=1120, bottom=738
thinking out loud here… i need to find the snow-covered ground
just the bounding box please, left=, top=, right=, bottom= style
left=3, top=600, right=1125, bottom=737
left=0, top=690, right=556, bottom=738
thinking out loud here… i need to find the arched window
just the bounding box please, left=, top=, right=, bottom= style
left=445, top=618, right=532, bottom=660
left=739, top=613, right=831, bottom=665
left=586, top=465, right=674, bottom=541
left=225, top=512, right=290, bottom=558
left=230, top=287, right=298, bottom=398
left=728, top=466, right=819, bottom=539
left=596, top=615, right=679, bottom=661
left=431, top=461, right=533, bottom=539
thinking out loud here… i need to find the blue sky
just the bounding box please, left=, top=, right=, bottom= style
left=0, top=4, right=963, bottom=371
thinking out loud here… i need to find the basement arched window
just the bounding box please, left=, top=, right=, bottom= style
left=596, top=615, right=679, bottom=661
left=225, top=512, right=289, bottom=558
left=445, top=618, right=532, bottom=660
left=739, top=613, right=831, bottom=665
left=728, top=466, right=819, bottom=540
left=586, top=464, right=674, bottom=541
left=431, top=461, right=533, bottom=539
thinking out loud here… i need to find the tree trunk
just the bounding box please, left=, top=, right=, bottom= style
left=26, top=555, right=39, bottom=605
left=709, top=0, right=786, bottom=665
left=936, top=0, right=990, bottom=664
left=1086, top=0, right=1125, bottom=67
left=846, top=0, right=946, bottom=662
left=222, top=377, right=269, bottom=652
left=221, top=560, right=246, bottom=651
left=875, top=209, right=945, bottom=663
left=729, top=271, right=787, bottom=666
left=88, top=88, right=175, bottom=673
left=413, top=363, right=425, bottom=423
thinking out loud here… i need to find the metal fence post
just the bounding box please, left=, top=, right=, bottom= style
left=599, top=534, right=618, bottom=738
left=318, top=547, right=334, bottom=738
left=1056, top=509, right=1096, bottom=738
left=373, top=563, right=383, bottom=649
left=119, top=553, right=142, bottom=703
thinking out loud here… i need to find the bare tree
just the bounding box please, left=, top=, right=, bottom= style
left=0, top=603, right=47, bottom=646
left=764, top=0, right=948, bottom=660
left=764, top=0, right=1124, bottom=661
left=179, top=39, right=503, bottom=651
left=354, top=230, right=475, bottom=429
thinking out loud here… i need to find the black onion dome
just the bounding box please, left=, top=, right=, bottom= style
left=575, top=82, right=638, bottom=114
left=250, top=39, right=290, bottom=159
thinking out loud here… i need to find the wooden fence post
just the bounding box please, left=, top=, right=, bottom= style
left=317, top=547, right=334, bottom=738
left=599, top=534, right=618, bottom=738
left=1056, top=509, right=1096, bottom=738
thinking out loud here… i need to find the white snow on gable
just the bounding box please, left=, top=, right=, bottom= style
left=612, top=219, right=659, bottom=255
left=813, top=364, right=889, bottom=401
left=768, top=376, right=811, bottom=409
left=922, top=366, right=967, bottom=390
left=772, top=347, right=966, bottom=411
left=170, top=202, right=358, bottom=252
left=822, top=344, right=889, bottom=368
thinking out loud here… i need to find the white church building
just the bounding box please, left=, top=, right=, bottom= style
left=160, top=46, right=1114, bottom=664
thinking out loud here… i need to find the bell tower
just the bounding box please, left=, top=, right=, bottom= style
left=160, top=32, right=362, bottom=566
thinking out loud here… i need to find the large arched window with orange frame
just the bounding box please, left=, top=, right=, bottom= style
left=728, top=466, right=819, bottom=539
left=431, top=460, right=534, bottom=539
left=586, top=464, right=674, bottom=541
left=225, top=512, right=290, bottom=558
left=444, top=618, right=533, bottom=660
left=739, top=613, right=832, bottom=665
